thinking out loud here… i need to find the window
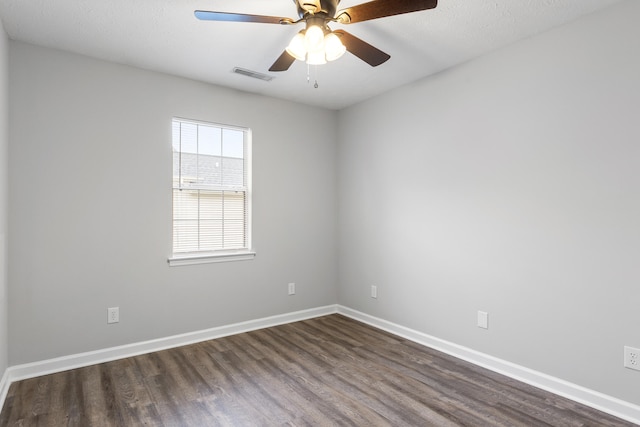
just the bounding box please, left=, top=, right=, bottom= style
left=169, top=118, right=253, bottom=265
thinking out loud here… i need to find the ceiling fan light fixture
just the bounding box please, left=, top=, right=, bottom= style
left=324, top=32, right=346, bottom=61
left=286, top=32, right=307, bottom=61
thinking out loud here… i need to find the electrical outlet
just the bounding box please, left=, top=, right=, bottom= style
left=288, top=283, right=296, bottom=295
left=624, top=346, right=640, bottom=371
left=371, top=285, right=377, bottom=299
left=107, top=307, right=119, bottom=324
left=477, top=311, right=489, bottom=329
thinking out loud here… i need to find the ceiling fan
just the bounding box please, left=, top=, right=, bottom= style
left=195, top=0, right=438, bottom=72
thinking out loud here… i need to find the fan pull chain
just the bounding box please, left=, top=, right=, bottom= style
left=306, top=63, right=319, bottom=88
left=314, top=64, right=319, bottom=89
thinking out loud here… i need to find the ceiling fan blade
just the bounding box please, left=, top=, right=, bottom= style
left=333, top=30, right=390, bottom=67
left=335, top=0, right=437, bottom=24
left=195, top=10, right=290, bottom=25
left=269, top=51, right=296, bottom=72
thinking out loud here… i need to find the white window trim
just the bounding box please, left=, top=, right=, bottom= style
left=168, top=250, right=256, bottom=267
left=168, top=117, right=254, bottom=266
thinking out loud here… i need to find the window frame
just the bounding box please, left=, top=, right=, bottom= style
left=168, top=117, right=255, bottom=266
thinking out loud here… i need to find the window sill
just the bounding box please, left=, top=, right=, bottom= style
left=168, top=250, right=256, bottom=267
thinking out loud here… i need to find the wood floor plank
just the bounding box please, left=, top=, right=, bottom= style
left=1, top=314, right=636, bottom=426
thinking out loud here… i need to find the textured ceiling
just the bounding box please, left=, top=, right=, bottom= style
left=0, top=0, right=625, bottom=110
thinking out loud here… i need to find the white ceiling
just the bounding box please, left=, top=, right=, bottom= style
left=0, top=0, right=625, bottom=110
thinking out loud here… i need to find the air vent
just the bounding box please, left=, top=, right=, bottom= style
left=232, top=67, right=273, bottom=82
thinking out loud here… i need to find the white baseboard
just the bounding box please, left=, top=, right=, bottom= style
left=0, top=368, right=9, bottom=412
left=3, top=305, right=338, bottom=387
left=337, top=305, right=640, bottom=425
left=2, top=304, right=639, bottom=425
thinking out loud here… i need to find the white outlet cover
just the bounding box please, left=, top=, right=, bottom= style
left=477, top=311, right=489, bottom=329
left=107, top=307, right=119, bottom=324
left=288, top=283, right=295, bottom=295
left=624, top=346, right=640, bottom=371
left=371, top=285, right=377, bottom=299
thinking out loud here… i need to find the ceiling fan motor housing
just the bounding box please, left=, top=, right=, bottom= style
left=295, top=0, right=340, bottom=18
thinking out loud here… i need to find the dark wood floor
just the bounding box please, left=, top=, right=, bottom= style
left=0, top=314, right=635, bottom=426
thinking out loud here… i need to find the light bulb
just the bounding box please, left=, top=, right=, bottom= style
left=324, top=32, right=346, bottom=61
left=286, top=32, right=306, bottom=61
left=304, top=25, right=325, bottom=53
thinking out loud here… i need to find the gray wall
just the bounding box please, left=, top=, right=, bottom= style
left=0, top=18, right=8, bottom=378
left=8, top=42, right=338, bottom=364
left=338, top=0, right=639, bottom=406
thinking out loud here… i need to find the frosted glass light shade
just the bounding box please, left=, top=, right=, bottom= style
left=286, top=32, right=306, bottom=61
left=304, top=25, right=325, bottom=53
left=306, top=50, right=327, bottom=65
left=324, top=33, right=346, bottom=61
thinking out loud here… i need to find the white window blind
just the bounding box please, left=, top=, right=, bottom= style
left=172, top=118, right=251, bottom=256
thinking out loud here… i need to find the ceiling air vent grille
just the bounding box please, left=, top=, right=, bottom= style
left=232, top=67, right=273, bottom=82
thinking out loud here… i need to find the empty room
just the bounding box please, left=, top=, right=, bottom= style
left=0, top=0, right=639, bottom=425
